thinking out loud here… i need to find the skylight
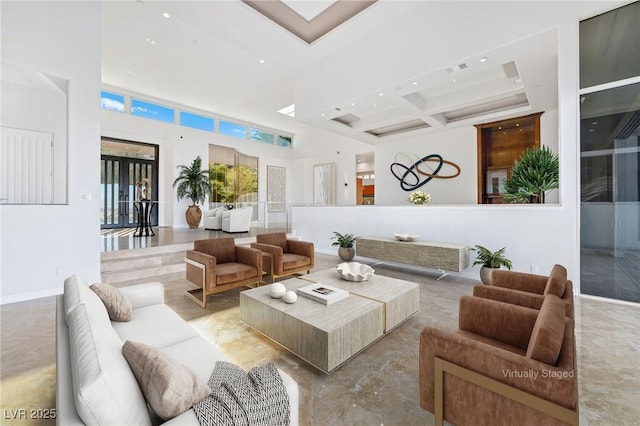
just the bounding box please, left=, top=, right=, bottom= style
left=277, top=104, right=296, bottom=117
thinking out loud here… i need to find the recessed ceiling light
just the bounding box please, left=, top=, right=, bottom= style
left=378, top=93, right=384, bottom=97
left=452, top=79, right=456, bottom=83
left=480, top=57, right=488, bottom=62
left=259, top=59, right=265, bottom=64
left=350, top=102, right=356, bottom=106
left=412, top=81, right=419, bottom=85
left=321, top=113, right=326, bottom=117
left=145, top=38, right=157, bottom=46
left=592, top=121, right=598, bottom=125
left=162, top=12, right=170, bottom=18
left=516, top=123, right=520, bottom=127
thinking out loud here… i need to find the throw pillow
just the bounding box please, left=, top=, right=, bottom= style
left=526, top=294, right=565, bottom=365
left=122, top=340, right=211, bottom=421
left=90, top=282, right=132, bottom=322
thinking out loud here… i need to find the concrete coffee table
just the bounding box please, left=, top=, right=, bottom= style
left=240, top=268, right=419, bottom=373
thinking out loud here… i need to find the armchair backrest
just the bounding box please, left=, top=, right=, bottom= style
left=193, top=237, right=236, bottom=263
left=543, top=264, right=567, bottom=297
left=256, top=232, right=289, bottom=252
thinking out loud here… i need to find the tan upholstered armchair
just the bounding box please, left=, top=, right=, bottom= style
left=185, top=237, right=262, bottom=308
left=250, top=232, right=314, bottom=282
left=420, top=295, right=578, bottom=426
left=473, top=264, right=574, bottom=318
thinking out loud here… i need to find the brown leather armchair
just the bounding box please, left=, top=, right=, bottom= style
left=250, top=232, right=314, bottom=282
left=473, top=264, right=574, bottom=318
left=420, top=295, right=578, bottom=426
left=185, top=237, right=262, bottom=308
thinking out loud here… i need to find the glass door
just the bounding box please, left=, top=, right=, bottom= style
left=100, top=139, right=158, bottom=229
left=579, top=1, right=640, bottom=303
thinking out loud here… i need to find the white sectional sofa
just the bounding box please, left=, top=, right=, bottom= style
left=56, top=275, right=299, bottom=425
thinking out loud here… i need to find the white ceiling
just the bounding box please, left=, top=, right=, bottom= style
left=101, top=0, right=619, bottom=145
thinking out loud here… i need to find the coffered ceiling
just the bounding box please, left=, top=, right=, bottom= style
left=101, top=1, right=618, bottom=146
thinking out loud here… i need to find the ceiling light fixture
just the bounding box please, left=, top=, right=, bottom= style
left=480, top=57, right=488, bottom=62
left=259, top=59, right=265, bottom=64
left=162, top=12, right=170, bottom=18
left=145, top=38, right=157, bottom=46
left=412, top=81, right=419, bottom=85
left=350, top=102, right=356, bottom=106
left=378, top=93, right=384, bottom=97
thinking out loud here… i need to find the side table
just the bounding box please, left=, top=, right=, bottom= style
left=133, top=200, right=156, bottom=237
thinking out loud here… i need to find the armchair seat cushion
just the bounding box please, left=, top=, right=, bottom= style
left=283, top=253, right=311, bottom=271
left=456, top=330, right=527, bottom=356
left=214, top=262, right=259, bottom=286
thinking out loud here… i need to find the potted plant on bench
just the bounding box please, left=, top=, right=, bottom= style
left=470, top=245, right=513, bottom=285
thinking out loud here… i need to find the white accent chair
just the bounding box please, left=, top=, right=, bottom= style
left=221, top=206, right=253, bottom=233
left=203, top=207, right=225, bottom=230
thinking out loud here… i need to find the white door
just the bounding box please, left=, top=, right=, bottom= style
left=0, top=126, right=53, bottom=204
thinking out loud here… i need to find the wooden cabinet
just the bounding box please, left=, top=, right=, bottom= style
left=476, top=112, right=542, bottom=204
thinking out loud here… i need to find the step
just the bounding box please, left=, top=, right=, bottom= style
left=101, top=262, right=186, bottom=284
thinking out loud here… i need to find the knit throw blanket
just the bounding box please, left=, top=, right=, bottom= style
left=193, top=361, right=290, bottom=426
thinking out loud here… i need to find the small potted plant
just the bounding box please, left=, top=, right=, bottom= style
left=331, top=232, right=358, bottom=261
left=470, top=245, right=513, bottom=285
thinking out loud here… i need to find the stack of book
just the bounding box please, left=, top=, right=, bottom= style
left=296, top=283, right=349, bottom=305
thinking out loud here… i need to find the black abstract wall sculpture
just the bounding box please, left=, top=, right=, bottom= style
left=390, top=153, right=461, bottom=191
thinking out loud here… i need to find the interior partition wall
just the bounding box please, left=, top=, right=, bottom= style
left=579, top=1, right=640, bottom=303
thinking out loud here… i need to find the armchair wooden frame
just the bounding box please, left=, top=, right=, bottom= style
left=184, top=257, right=261, bottom=308
left=434, top=357, right=578, bottom=426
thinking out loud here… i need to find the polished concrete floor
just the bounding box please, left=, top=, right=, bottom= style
left=2, top=233, right=640, bottom=425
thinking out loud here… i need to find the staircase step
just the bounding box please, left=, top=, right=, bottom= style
left=101, top=262, right=185, bottom=284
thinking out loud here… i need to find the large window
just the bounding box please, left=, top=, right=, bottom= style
left=100, top=89, right=293, bottom=148
left=209, top=145, right=257, bottom=205
left=131, top=99, right=175, bottom=123
left=180, top=111, right=214, bottom=132
left=579, top=1, right=640, bottom=303
left=219, top=120, right=247, bottom=139
left=100, top=90, right=125, bottom=112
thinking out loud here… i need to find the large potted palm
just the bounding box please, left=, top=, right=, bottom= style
left=173, top=156, right=211, bottom=229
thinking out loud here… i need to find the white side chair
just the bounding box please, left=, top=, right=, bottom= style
left=203, top=207, right=225, bottom=230
left=221, top=206, right=252, bottom=233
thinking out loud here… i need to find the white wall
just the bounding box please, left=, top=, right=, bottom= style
left=0, top=2, right=102, bottom=304
left=292, top=205, right=574, bottom=280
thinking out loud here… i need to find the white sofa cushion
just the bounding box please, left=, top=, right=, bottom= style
left=67, top=304, right=151, bottom=426
left=122, top=340, right=211, bottom=421
left=111, top=304, right=200, bottom=349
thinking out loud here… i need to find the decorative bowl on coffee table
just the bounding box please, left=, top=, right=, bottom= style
left=336, top=262, right=375, bottom=282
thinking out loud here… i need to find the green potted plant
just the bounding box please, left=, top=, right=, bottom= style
left=172, top=156, right=211, bottom=229
left=502, top=146, right=559, bottom=203
left=331, top=232, right=358, bottom=261
left=470, top=245, right=513, bottom=285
